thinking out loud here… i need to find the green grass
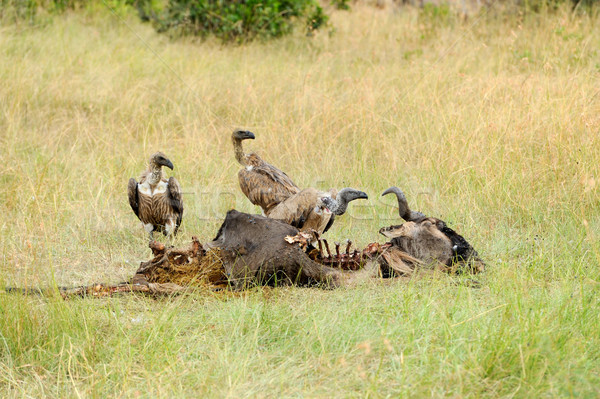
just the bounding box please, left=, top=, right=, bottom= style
left=1, top=4, right=600, bottom=397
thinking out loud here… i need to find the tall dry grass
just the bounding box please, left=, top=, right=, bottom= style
left=0, top=4, right=599, bottom=396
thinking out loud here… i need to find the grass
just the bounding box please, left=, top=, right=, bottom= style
left=1, top=3, right=600, bottom=397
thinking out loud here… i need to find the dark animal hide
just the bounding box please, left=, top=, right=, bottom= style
left=209, top=210, right=344, bottom=289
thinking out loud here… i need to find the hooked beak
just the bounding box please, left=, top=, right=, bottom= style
left=356, top=191, right=368, bottom=200
left=243, top=131, right=255, bottom=140
left=163, top=159, right=174, bottom=170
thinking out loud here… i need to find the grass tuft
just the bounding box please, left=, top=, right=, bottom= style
left=1, top=4, right=599, bottom=396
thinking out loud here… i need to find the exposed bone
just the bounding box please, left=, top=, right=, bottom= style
left=317, top=239, right=324, bottom=258
left=7, top=205, right=485, bottom=299
left=324, top=239, right=332, bottom=258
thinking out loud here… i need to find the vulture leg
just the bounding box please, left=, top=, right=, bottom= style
left=144, top=223, right=155, bottom=243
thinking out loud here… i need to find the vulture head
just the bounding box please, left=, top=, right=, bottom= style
left=232, top=130, right=256, bottom=141
left=149, top=152, right=174, bottom=170
left=381, top=186, right=425, bottom=222
left=321, top=188, right=368, bottom=215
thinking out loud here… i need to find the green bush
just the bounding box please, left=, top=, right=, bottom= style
left=139, top=0, right=329, bottom=43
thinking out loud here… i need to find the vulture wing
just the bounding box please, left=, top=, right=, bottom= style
left=267, top=188, right=316, bottom=227
left=167, top=177, right=184, bottom=233
left=238, top=157, right=300, bottom=214
left=127, top=178, right=141, bottom=221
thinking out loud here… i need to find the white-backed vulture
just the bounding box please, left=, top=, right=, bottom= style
left=268, top=187, right=368, bottom=235
left=233, top=130, right=300, bottom=215
left=128, top=152, right=183, bottom=240
left=232, top=129, right=368, bottom=234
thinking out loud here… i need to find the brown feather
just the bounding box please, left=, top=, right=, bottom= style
left=267, top=188, right=335, bottom=234
left=237, top=153, right=300, bottom=214
left=128, top=157, right=183, bottom=236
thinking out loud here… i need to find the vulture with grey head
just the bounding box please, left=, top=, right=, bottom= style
left=233, top=129, right=300, bottom=215
left=233, top=130, right=368, bottom=234
left=380, top=186, right=484, bottom=271
left=267, top=187, right=368, bottom=234
left=128, top=152, right=183, bottom=241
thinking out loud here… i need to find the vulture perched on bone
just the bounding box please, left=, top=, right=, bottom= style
left=233, top=129, right=300, bottom=215
left=268, top=187, right=369, bottom=235
left=380, top=186, right=483, bottom=270
left=232, top=129, right=368, bottom=234
left=128, top=152, right=183, bottom=241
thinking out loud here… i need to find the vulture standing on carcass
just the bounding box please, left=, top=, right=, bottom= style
left=380, top=186, right=483, bottom=270
left=232, top=129, right=368, bottom=234
left=268, top=187, right=368, bottom=234
left=232, top=129, right=300, bottom=215
left=128, top=152, right=184, bottom=241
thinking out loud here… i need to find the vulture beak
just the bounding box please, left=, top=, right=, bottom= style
left=356, top=191, right=369, bottom=200
left=162, top=159, right=174, bottom=170
left=243, top=131, right=256, bottom=140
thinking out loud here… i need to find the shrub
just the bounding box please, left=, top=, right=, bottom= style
left=140, top=0, right=329, bottom=43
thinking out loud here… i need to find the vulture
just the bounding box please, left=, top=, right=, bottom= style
left=128, top=152, right=183, bottom=241
left=232, top=129, right=368, bottom=234
left=267, top=187, right=368, bottom=235
left=232, top=129, right=300, bottom=215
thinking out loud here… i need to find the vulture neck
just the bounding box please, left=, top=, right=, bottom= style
left=328, top=198, right=348, bottom=215
left=148, top=164, right=163, bottom=186
left=233, top=138, right=247, bottom=166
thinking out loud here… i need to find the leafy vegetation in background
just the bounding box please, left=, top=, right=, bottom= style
left=137, top=0, right=328, bottom=42
left=0, top=0, right=329, bottom=42
left=2, top=0, right=600, bottom=42
left=1, top=0, right=600, bottom=395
